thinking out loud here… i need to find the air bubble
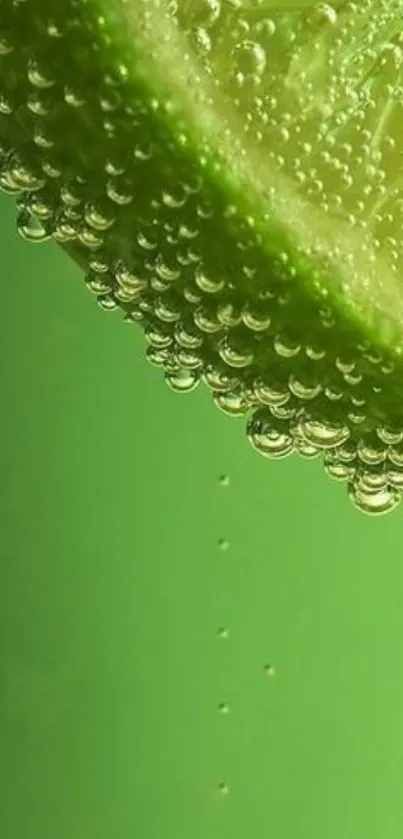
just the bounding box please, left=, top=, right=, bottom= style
left=247, top=412, right=294, bottom=459
left=297, top=417, right=350, bottom=449
left=27, top=59, right=55, bottom=88
left=16, top=208, right=51, bottom=242
left=274, top=333, right=300, bottom=358
left=84, top=199, right=116, bottom=231
left=387, top=468, right=403, bottom=490
left=195, top=266, right=224, bottom=294
left=349, top=482, right=401, bottom=515
left=324, top=455, right=355, bottom=481
left=106, top=176, right=134, bottom=205
left=289, top=374, right=321, bottom=400
left=377, top=426, right=403, bottom=446
left=218, top=336, right=254, bottom=368
left=254, top=378, right=289, bottom=407
left=165, top=368, right=200, bottom=393
left=233, top=40, right=267, bottom=78
left=214, top=391, right=249, bottom=416
left=182, top=0, right=221, bottom=29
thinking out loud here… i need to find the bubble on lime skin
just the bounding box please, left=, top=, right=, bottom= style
left=323, top=451, right=355, bottom=481
left=218, top=537, right=229, bottom=551
left=214, top=391, right=249, bottom=416
left=218, top=474, right=230, bottom=487
left=387, top=467, right=403, bottom=490
left=16, top=207, right=52, bottom=242
left=264, top=664, right=276, bottom=677
left=247, top=410, right=294, bottom=459
left=217, top=781, right=229, bottom=795
left=348, top=481, right=401, bottom=515
left=218, top=701, right=230, bottom=714
left=165, top=368, right=200, bottom=392
left=297, top=416, right=350, bottom=449
left=217, top=626, right=229, bottom=639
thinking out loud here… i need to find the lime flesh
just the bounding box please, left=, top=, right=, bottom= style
left=2, top=0, right=403, bottom=514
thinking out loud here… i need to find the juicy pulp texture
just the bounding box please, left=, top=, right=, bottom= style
left=2, top=0, right=403, bottom=514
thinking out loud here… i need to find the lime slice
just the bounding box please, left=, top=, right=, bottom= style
left=2, top=0, right=403, bottom=514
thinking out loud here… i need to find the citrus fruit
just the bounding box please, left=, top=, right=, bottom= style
left=1, top=0, right=403, bottom=514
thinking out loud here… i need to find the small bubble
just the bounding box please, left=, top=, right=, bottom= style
left=217, top=781, right=229, bottom=795
left=218, top=537, right=229, bottom=551
left=218, top=474, right=230, bottom=487
left=214, top=391, right=248, bottom=416
left=218, top=702, right=230, bottom=714
left=264, top=664, right=276, bottom=677
left=16, top=208, right=51, bottom=242
left=217, top=627, right=229, bottom=639
left=165, top=368, right=200, bottom=393
left=349, top=482, right=401, bottom=515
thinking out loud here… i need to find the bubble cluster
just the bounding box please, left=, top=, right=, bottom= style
left=2, top=0, right=403, bottom=513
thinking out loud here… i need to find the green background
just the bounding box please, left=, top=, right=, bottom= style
left=1, top=189, right=403, bottom=839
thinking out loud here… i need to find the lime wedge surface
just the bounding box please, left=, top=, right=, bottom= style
left=2, top=0, right=403, bottom=513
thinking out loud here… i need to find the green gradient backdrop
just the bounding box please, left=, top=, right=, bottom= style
left=2, top=190, right=403, bottom=839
